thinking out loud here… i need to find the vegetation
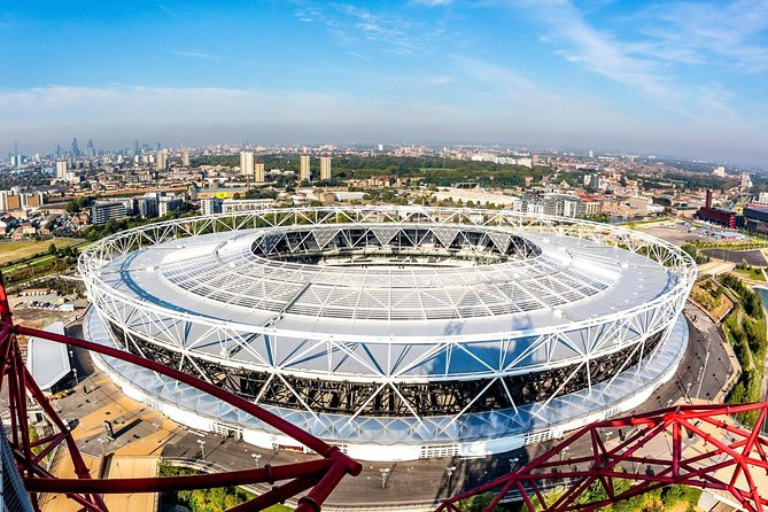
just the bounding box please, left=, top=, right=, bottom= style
left=0, top=239, right=81, bottom=266
left=720, top=274, right=767, bottom=426
left=691, top=279, right=727, bottom=315
left=1, top=241, right=89, bottom=288
left=733, top=260, right=766, bottom=281
left=66, top=195, right=97, bottom=213
left=691, top=240, right=768, bottom=250
left=456, top=483, right=700, bottom=512
left=192, top=154, right=551, bottom=188
left=77, top=205, right=196, bottom=241
left=158, top=463, right=291, bottom=512
left=679, top=244, right=710, bottom=265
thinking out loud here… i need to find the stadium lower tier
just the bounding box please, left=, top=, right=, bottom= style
left=107, top=321, right=664, bottom=417
left=87, top=309, right=688, bottom=461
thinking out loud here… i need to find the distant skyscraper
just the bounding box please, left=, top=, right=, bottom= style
left=133, top=140, right=140, bottom=156
left=55, top=161, right=69, bottom=180
left=182, top=150, right=190, bottom=167
left=300, top=154, right=311, bottom=182
left=156, top=149, right=168, bottom=171
left=71, top=138, right=80, bottom=157
left=255, top=161, right=265, bottom=182
left=14, top=140, right=18, bottom=163
left=588, top=149, right=594, bottom=158
left=378, top=144, right=384, bottom=152
left=240, top=151, right=255, bottom=177
left=320, top=154, right=332, bottom=181
left=87, top=139, right=95, bottom=158
left=55, top=145, right=61, bottom=159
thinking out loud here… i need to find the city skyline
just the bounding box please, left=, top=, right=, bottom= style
left=1, top=1, right=767, bottom=166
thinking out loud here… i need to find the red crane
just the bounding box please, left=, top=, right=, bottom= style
left=438, top=402, right=768, bottom=512
left=0, top=276, right=361, bottom=512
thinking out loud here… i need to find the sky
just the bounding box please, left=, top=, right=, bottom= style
left=1, top=0, right=768, bottom=166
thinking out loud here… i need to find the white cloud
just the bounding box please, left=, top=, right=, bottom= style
left=636, top=0, right=768, bottom=72
left=509, top=0, right=674, bottom=100
left=412, top=0, right=453, bottom=5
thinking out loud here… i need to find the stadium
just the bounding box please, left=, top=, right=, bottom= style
left=80, top=206, right=696, bottom=461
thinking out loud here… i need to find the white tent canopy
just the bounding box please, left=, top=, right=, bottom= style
left=26, top=321, right=71, bottom=392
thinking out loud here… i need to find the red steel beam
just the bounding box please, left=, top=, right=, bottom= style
left=437, top=402, right=768, bottom=512
left=0, top=274, right=361, bottom=512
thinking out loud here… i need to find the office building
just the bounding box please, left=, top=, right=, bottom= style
left=320, top=154, right=332, bottom=181
left=92, top=201, right=129, bottom=225
left=221, top=198, right=274, bottom=213
left=300, top=154, right=311, bottom=182
left=182, top=150, right=190, bottom=167
left=158, top=197, right=184, bottom=217
left=240, top=151, right=255, bottom=176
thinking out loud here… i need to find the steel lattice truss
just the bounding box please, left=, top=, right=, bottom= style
left=0, top=275, right=362, bottom=512
left=78, top=207, right=698, bottom=451
left=438, top=402, right=768, bottom=512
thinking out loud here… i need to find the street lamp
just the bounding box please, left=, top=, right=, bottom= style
left=446, top=465, right=457, bottom=490
left=510, top=457, right=520, bottom=471
left=197, top=439, right=206, bottom=459
left=251, top=453, right=262, bottom=467
left=379, top=468, right=391, bottom=489
left=72, top=368, right=79, bottom=386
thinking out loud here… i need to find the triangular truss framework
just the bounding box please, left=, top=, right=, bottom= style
left=438, top=403, right=768, bottom=512
left=0, top=275, right=361, bottom=512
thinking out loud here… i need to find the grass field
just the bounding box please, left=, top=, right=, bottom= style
left=0, top=239, right=81, bottom=266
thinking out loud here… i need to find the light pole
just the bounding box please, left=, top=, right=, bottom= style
left=379, top=468, right=391, bottom=489
left=72, top=368, right=79, bottom=386
left=197, top=439, right=206, bottom=459
left=446, top=465, right=457, bottom=490
left=510, top=457, right=520, bottom=471
left=251, top=453, right=262, bottom=467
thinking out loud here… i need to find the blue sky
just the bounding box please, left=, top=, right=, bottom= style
left=1, top=0, right=767, bottom=166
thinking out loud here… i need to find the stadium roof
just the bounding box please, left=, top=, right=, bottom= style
left=98, top=227, right=671, bottom=337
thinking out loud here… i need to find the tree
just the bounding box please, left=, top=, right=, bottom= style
left=48, top=243, right=57, bottom=256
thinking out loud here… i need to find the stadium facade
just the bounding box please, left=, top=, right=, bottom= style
left=81, top=207, right=696, bottom=461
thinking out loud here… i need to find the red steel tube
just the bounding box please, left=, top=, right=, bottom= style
left=24, top=459, right=333, bottom=493
left=15, top=323, right=362, bottom=478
